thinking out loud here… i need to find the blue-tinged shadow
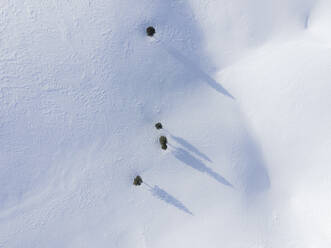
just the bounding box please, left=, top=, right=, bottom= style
left=173, top=148, right=233, bottom=187
left=171, top=135, right=212, bottom=162
left=160, top=43, right=234, bottom=99
left=148, top=185, right=193, bottom=215
left=237, top=135, right=270, bottom=195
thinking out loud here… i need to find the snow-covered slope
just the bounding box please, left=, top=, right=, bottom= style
left=0, top=0, right=330, bottom=247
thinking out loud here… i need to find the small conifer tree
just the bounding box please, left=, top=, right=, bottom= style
left=146, top=26, right=156, bottom=36
left=159, top=136, right=168, bottom=150
left=133, top=176, right=143, bottom=186
left=155, top=122, right=163, bottom=130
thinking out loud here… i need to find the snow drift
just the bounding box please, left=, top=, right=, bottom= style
left=0, top=0, right=330, bottom=247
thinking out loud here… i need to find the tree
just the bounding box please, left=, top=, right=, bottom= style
left=159, top=136, right=168, bottom=150
left=155, top=122, right=163, bottom=130
left=146, top=26, right=156, bottom=36
left=133, top=176, right=143, bottom=186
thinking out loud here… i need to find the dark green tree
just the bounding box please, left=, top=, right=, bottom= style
left=146, top=26, right=155, bottom=36
left=159, top=136, right=168, bottom=150
left=155, top=122, right=163, bottom=130
left=133, top=176, right=143, bottom=186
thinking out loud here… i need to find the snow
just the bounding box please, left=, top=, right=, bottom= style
left=1, top=0, right=331, bottom=247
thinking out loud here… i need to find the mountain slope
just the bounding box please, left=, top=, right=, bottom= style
left=0, top=0, right=330, bottom=247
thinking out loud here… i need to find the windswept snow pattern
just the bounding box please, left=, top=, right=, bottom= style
left=1, top=0, right=331, bottom=247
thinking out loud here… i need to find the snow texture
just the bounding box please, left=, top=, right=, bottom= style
left=0, top=0, right=331, bottom=247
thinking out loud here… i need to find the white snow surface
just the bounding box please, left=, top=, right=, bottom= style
left=1, top=0, right=331, bottom=247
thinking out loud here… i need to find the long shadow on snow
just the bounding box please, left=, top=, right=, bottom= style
left=172, top=147, right=233, bottom=188
left=171, top=135, right=212, bottom=162
left=160, top=43, right=234, bottom=99
left=145, top=183, right=193, bottom=215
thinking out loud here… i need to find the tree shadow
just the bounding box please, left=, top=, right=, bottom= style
left=145, top=183, right=193, bottom=215
left=171, top=135, right=212, bottom=162
left=159, top=43, right=234, bottom=99
left=172, top=147, right=233, bottom=188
